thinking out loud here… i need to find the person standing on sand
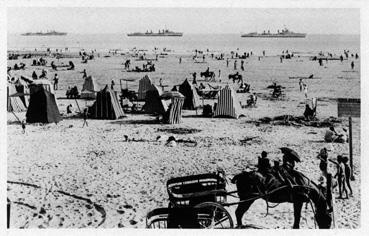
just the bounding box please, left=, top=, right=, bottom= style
left=179, top=57, right=182, bottom=64
left=111, top=80, right=115, bottom=90
left=241, top=60, right=244, bottom=71
left=234, top=60, right=237, bottom=70
left=351, top=61, right=355, bottom=70
left=299, top=79, right=303, bottom=92
left=82, top=108, right=88, bottom=128
left=218, top=69, right=221, bottom=77
left=192, top=72, right=197, bottom=85
left=202, top=55, right=205, bottom=62
left=342, top=156, right=353, bottom=196
left=226, top=58, right=229, bottom=67
left=53, top=73, right=59, bottom=90
left=263, top=50, right=265, bottom=57
left=21, top=120, right=26, bottom=134
left=82, top=69, right=87, bottom=79
left=303, top=83, right=308, bottom=98
left=280, top=56, right=283, bottom=63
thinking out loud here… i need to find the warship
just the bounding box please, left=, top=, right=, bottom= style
left=21, top=30, right=67, bottom=36
left=127, top=29, right=183, bottom=37
left=241, top=28, right=306, bottom=38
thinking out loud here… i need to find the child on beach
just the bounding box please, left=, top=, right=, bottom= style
left=342, top=156, right=353, bottom=196
left=82, top=108, right=88, bottom=128
left=329, top=155, right=348, bottom=199
left=21, top=120, right=26, bottom=134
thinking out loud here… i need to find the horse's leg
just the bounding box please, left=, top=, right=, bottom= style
left=235, top=200, right=254, bottom=228
left=293, top=201, right=303, bottom=229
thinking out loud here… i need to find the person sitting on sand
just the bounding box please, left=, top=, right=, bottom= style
left=257, top=151, right=271, bottom=175
left=324, top=126, right=339, bottom=142
left=51, top=61, right=58, bottom=71
left=39, top=69, right=47, bottom=79
left=32, top=71, right=38, bottom=80
left=67, top=104, right=73, bottom=114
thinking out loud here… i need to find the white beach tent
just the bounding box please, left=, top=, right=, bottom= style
left=81, top=76, right=100, bottom=99
left=213, top=85, right=243, bottom=119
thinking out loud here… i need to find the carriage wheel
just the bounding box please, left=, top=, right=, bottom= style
left=195, top=202, right=233, bottom=229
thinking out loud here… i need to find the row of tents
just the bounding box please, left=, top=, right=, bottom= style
left=7, top=74, right=243, bottom=124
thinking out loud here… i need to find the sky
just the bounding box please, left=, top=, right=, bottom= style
left=7, top=8, right=360, bottom=34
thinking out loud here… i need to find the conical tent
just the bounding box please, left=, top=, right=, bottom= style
left=213, top=85, right=242, bottom=119
left=26, top=83, right=62, bottom=123
left=89, top=85, right=125, bottom=119
left=137, top=75, right=153, bottom=101
left=81, top=76, right=100, bottom=99
left=142, top=85, right=167, bottom=114
left=178, top=79, right=201, bottom=110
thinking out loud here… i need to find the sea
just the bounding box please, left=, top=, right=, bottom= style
left=7, top=34, right=360, bottom=56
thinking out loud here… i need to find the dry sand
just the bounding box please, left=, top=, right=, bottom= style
left=7, top=49, right=360, bottom=228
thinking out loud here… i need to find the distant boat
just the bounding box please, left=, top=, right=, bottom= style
left=127, top=29, right=183, bottom=37
left=21, top=30, right=67, bottom=36
left=241, top=28, right=306, bottom=38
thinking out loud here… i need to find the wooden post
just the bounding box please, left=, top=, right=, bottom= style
left=74, top=99, right=82, bottom=113
left=326, top=174, right=335, bottom=228
left=349, top=117, right=354, bottom=180
left=7, top=198, right=10, bottom=229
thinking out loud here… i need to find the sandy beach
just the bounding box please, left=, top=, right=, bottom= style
left=7, top=47, right=361, bottom=229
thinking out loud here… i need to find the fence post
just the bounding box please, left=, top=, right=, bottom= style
left=349, top=117, right=355, bottom=180
left=326, top=174, right=335, bottom=228
left=7, top=198, right=10, bottom=229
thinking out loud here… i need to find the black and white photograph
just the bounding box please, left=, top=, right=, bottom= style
left=3, top=0, right=368, bottom=233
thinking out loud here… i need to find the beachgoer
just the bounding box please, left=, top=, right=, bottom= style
left=324, top=126, right=338, bottom=142
left=21, top=120, right=26, bottom=134
left=192, top=72, right=197, bottom=85
left=351, top=61, right=354, bottom=70
left=67, top=104, right=73, bottom=114
left=280, top=56, right=283, bottom=63
left=241, top=60, right=244, bottom=71
left=234, top=60, right=237, bottom=70
left=82, top=69, right=87, bottom=78
left=202, top=55, right=205, bottom=62
left=257, top=151, right=271, bottom=175
left=53, top=73, right=59, bottom=90
left=263, top=50, right=265, bottom=57
left=299, top=79, right=303, bottom=91
left=342, top=156, right=353, bottom=196
left=111, top=80, right=115, bottom=90
left=303, top=83, right=308, bottom=98
left=218, top=69, right=221, bottom=77
left=226, top=58, right=229, bottom=67
left=32, top=71, right=38, bottom=80
left=82, top=108, right=88, bottom=128
left=331, top=155, right=348, bottom=199
left=179, top=57, right=182, bottom=64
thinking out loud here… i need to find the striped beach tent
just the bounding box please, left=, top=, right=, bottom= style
left=178, top=78, right=201, bottom=110
left=213, top=85, right=242, bottom=119
left=89, top=85, right=125, bottom=119
left=7, top=84, right=27, bottom=112
left=81, top=76, right=100, bottom=99
left=164, top=95, right=185, bottom=124
left=137, top=75, right=153, bottom=101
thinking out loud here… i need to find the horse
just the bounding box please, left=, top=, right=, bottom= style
left=200, top=71, right=215, bottom=81
left=231, top=170, right=332, bottom=229
left=228, top=73, right=243, bottom=83
left=124, top=59, right=131, bottom=70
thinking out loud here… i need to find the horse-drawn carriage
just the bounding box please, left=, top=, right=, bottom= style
left=146, top=172, right=234, bottom=228
left=146, top=151, right=334, bottom=229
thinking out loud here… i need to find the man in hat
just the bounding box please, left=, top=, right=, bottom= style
left=257, top=151, right=271, bottom=175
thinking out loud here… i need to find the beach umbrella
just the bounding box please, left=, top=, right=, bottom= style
left=160, top=91, right=185, bottom=99
left=280, top=147, right=301, bottom=162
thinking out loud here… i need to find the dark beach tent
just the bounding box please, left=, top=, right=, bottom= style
left=142, top=85, right=167, bottom=114
left=26, top=81, right=62, bottom=123
left=178, top=78, right=201, bottom=110
left=137, top=75, right=153, bottom=101
left=81, top=76, right=100, bottom=99
left=213, top=85, right=242, bottom=119
left=89, top=85, right=125, bottom=119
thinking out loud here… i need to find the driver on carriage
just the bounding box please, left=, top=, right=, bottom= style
left=205, top=67, right=210, bottom=73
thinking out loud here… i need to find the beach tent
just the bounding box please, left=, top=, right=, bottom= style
left=142, top=85, right=167, bottom=114
left=26, top=81, right=62, bottom=123
left=162, top=92, right=185, bottom=124
left=89, top=85, right=125, bottom=119
left=137, top=75, right=153, bottom=100
left=81, top=76, right=100, bottom=99
left=178, top=79, right=201, bottom=110
left=213, top=85, right=242, bottom=119
left=7, top=83, right=27, bottom=112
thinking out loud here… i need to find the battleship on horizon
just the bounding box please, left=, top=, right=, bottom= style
left=127, top=29, right=183, bottom=37
left=241, top=28, right=306, bottom=38
left=21, top=30, right=67, bottom=36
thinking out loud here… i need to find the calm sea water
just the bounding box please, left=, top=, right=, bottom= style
left=8, top=34, right=360, bottom=56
